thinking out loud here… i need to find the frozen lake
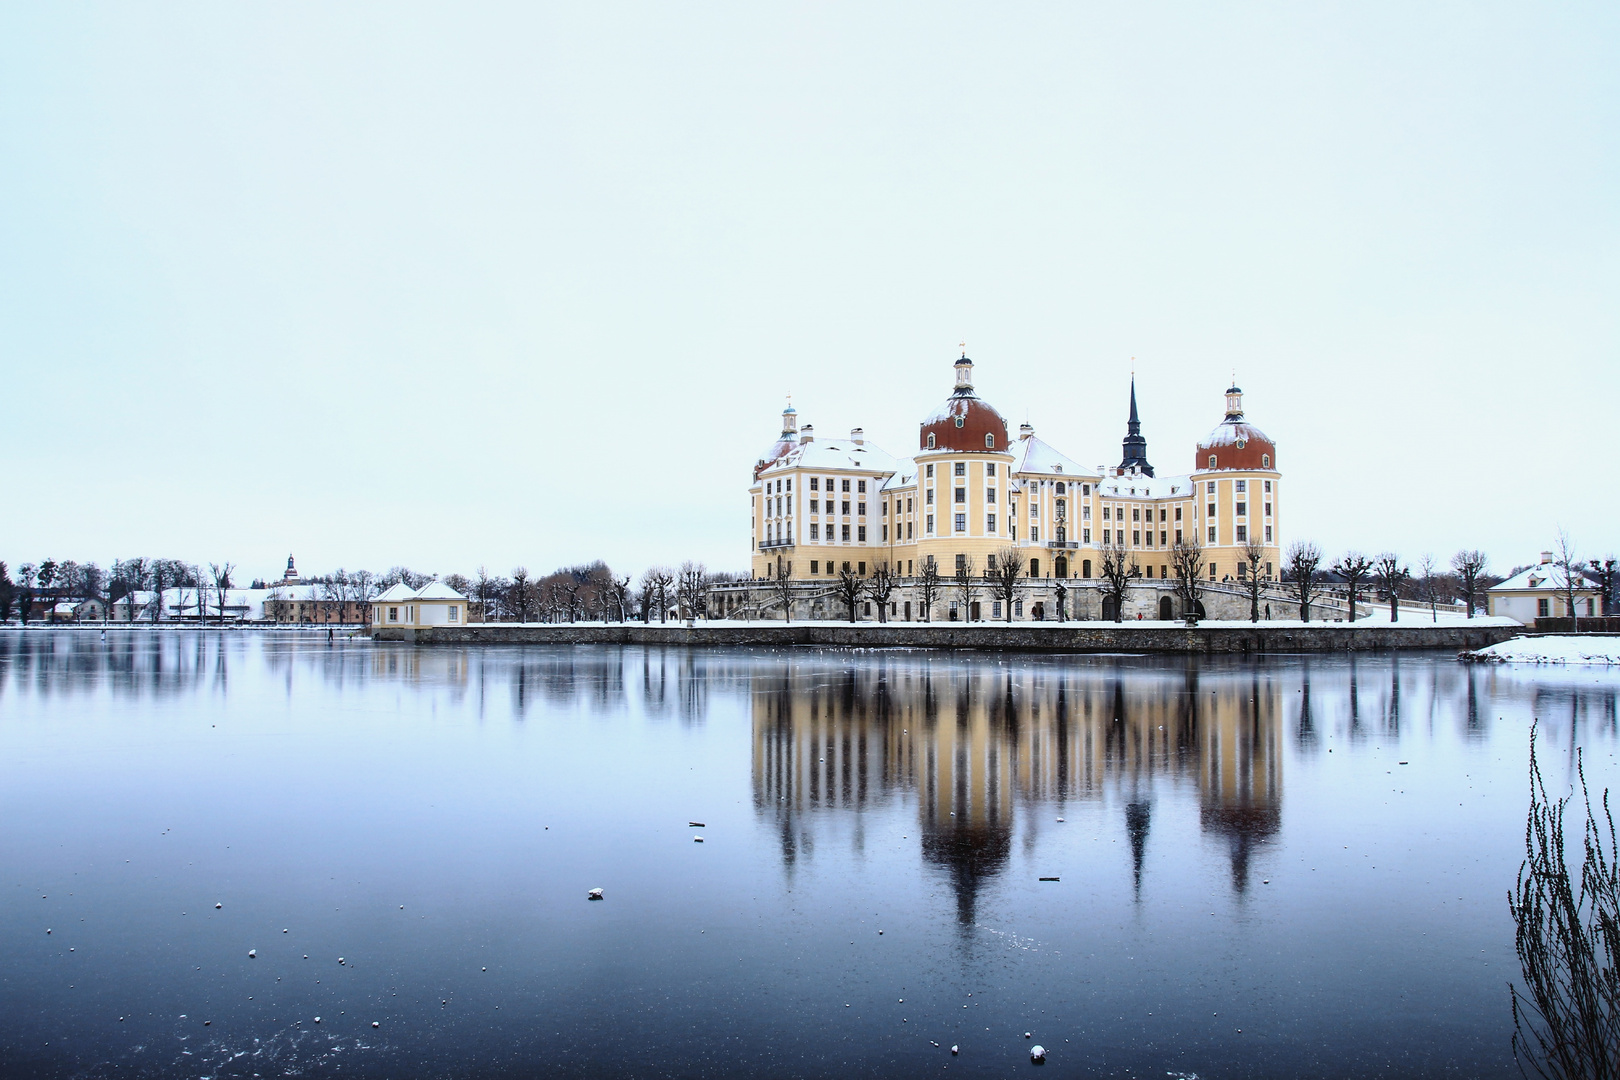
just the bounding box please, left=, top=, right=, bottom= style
left=2, top=630, right=1617, bottom=1078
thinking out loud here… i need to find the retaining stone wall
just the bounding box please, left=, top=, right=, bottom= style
left=373, top=622, right=1517, bottom=653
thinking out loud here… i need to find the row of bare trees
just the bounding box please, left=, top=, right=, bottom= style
left=1281, top=543, right=1515, bottom=622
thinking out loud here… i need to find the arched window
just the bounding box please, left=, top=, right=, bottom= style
left=1208, top=455, right=1217, bottom=468
left=927, top=434, right=936, bottom=449
left=1262, top=453, right=1270, bottom=468
left=984, top=433, right=994, bottom=448
left=1055, top=482, right=1066, bottom=494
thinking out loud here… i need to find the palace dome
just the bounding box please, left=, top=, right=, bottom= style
left=1195, top=385, right=1276, bottom=471
left=754, top=404, right=799, bottom=480
left=920, top=356, right=1010, bottom=453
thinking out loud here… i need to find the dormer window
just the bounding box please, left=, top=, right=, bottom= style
left=984, top=433, right=994, bottom=447
left=955, top=416, right=964, bottom=428
left=1262, top=454, right=1270, bottom=468
left=927, top=434, right=936, bottom=449
left=1208, top=455, right=1217, bottom=468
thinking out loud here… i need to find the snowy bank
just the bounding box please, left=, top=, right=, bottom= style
left=1461, top=635, right=1620, bottom=666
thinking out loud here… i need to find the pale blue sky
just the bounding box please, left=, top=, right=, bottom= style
left=2, top=3, right=1615, bottom=582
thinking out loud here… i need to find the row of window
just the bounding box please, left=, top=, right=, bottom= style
left=762, top=555, right=1281, bottom=583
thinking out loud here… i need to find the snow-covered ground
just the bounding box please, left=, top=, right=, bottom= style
left=1462, top=635, right=1620, bottom=665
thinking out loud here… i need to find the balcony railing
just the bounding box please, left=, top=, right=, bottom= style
left=758, top=537, right=795, bottom=550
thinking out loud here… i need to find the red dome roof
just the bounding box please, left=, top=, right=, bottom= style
left=1196, top=421, right=1276, bottom=471
left=1194, top=385, right=1276, bottom=471
left=920, top=357, right=1010, bottom=453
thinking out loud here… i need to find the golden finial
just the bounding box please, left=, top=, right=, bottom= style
left=959, top=341, right=967, bottom=358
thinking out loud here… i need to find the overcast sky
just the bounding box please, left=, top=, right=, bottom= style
left=2, top=3, right=1614, bottom=584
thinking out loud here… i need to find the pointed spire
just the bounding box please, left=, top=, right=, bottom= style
left=1119, top=377, right=1154, bottom=477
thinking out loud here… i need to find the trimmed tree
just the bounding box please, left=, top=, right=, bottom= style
left=916, top=558, right=942, bottom=623
left=1098, top=541, right=1137, bottom=623
left=1333, top=552, right=1374, bottom=622
left=953, top=556, right=979, bottom=622
left=868, top=563, right=899, bottom=623
left=1452, top=549, right=1488, bottom=618
left=1376, top=553, right=1410, bottom=623
left=989, top=547, right=1023, bottom=622
left=1241, top=538, right=1267, bottom=623
left=1172, top=539, right=1206, bottom=624
left=768, top=564, right=794, bottom=622
left=834, top=565, right=867, bottom=622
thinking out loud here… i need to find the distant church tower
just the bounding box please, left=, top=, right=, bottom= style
left=1118, top=378, right=1154, bottom=476
left=282, top=554, right=302, bottom=586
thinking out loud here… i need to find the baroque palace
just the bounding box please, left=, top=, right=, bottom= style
left=733, top=352, right=1281, bottom=621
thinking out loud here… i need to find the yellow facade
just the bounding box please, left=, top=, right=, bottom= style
left=748, top=357, right=1282, bottom=611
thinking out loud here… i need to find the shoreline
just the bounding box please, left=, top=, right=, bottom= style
left=370, top=620, right=1517, bottom=653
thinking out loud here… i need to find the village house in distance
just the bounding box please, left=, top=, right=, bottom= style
left=728, top=352, right=1282, bottom=621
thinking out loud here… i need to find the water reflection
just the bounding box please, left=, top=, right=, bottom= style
left=750, top=657, right=1288, bottom=915
left=5, top=632, right=1620, bottom=1079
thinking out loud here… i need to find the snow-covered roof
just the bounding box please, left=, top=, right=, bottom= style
left=374, top=583, right=416, bottom=602
left=264, top=584, right=329, bottom=601
left=1013, top=434, right=1090, bottom=478
left=880, top=467, right=918, bottom=492
left=1096, top=473, right=1195, bottom=499
left=758, top=437, right=900, bottom=478
left=1198, top=419, right=1273, bottom=450
left=413, top=582, right=466, bottom=601
left=1490, top=564, right=1601, bottom=594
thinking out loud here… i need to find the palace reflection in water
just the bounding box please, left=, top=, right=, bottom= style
left=751, top=656, right=1285, bottom=917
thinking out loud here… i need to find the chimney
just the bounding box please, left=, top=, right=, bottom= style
left=1541, top=551, right=1554, bottom=564
left=799, top=423, right=814, bottom=444
left=850, top=427, right=864, bottom=445
left=1019, top=422, right=1034, bottom=440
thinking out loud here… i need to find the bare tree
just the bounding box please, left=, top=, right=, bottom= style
left=1333, top=552, right=1374, bottom=622
left=1555, top=529, right=1586, bottom=629
left=149, top=560, right=172, bottom=623
left=1098, top=541, right=1137, bottom=623
left=1375, top=553, right=1410, bottom=623
left=1241, top=538, right=1267, bottom=623
left=1286, top=541, right=1322, bottom=622
left=1452, top=549, right=1488, bottom=618
left=112, top=557, right=149, bottom=622
left=834, top=565, right=867, bottom=622
left=209, top=562, right=234, bottom=624
left=641, top=567, right=675, bottom=623
left=768, top=564, right=794, bottom=622
left=1172, top=538, right=1206, bottom=624
left=953, top=556, right=979, bottom=622
left=510, top=567, right=530, bottom=624
left=677, top=561, right=709, bottom=621
left=989, top=547, right=1023, bottom=622
left=608, top=576, right=631, bottom=622
left=916, top=557, right=942, bottom=622
left=1417, top=554, right=1440, bottom=622
left=868, top=563, right=900, bottom=622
